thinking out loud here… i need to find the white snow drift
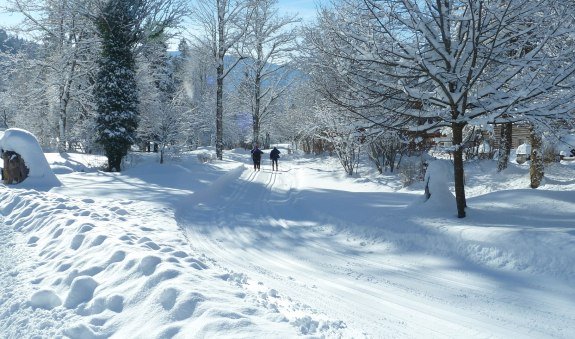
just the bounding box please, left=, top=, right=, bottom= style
left=1, top=146, right=574, bottom=338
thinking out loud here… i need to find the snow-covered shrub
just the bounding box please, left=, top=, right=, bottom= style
left=84, top=156, right=108, bottom=171
left=542, top=142, right=559, bottom=163
left=197, top=151, right=214, bottom=163
left=368, top=132, right=405, bottom=173
left=516, top=143, right=531, bottom=164
left=399, top=157, right=427, bottom=187
left=477, top=140, right=495, bottom=159
left=325, top=130, right=361, bottom=176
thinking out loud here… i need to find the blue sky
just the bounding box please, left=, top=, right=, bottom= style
left=277, top=0, right=323, bottom=22
left=0, top=0, right=20, bottom=28
left=0, top=0, right=322, bottom=34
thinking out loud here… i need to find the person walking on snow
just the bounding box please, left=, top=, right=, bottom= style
left=270, top=146, right=281, bottom=171
left=251, top=145, right=264, bottom=171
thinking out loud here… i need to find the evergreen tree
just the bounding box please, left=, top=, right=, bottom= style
left=93, top=0, right=187, bottom=171
left=94, top=0, right=139, bottom=172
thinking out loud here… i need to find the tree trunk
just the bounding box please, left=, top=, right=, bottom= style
left=58, top=58, right=77, bottom=153
left=58, top=111, right=67, bottom=153
left=215, top=3, right=225, bottom=161
left=530, top=127, right=544, bottom=188
left=107, top=149, right=123, bottom=172
left=452, top=122, right=467, bottom=218
left=216, top=65, right=224, bottom=160
left=252, top=113, right=260, bottom=146
left=497, top=122, right=512, bottom=172
left=252, top=66, right=262, bottom=145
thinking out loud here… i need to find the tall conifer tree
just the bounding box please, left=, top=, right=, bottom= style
left=93, top=0, right=187, bottom=171
left=95, top=0, right=139, bottom=172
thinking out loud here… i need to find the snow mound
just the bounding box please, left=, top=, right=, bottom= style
left=64, top=276, right=99, bottom=309
left=30, top=289, right=62, bottom=310
left=415, top=159, right=456, bottom=214
left=0, top=128, right=61, bottom=188
left=558, top=134, right=575, bottom=156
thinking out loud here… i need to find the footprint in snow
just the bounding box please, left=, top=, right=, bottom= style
left=78, top=223, right=95, bottom=233
left=64, top=276, right=98, bottom=309
left=159, top=287, right=180, bottom=310
left=89, top=235, right=107, bottom=247
left=70, top=234, right=85, bottom=250
left=52, top=228, right=63, bottom=239
left=138, top=255, right=162, bottom=276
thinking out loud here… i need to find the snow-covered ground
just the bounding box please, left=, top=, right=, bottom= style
left=1, top=146, right=574, bottom=338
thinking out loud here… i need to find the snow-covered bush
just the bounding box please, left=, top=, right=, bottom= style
left=477, top=140, right=494, bottom=159
left=516, top=143, right=531, bottom=164
left=542, top=141, right=559, bottom=163
left=368, top=132, right=405, bottom=173
left=197, top=151, right=214, bottom=163
left=398, top=157, right=427, bottom=187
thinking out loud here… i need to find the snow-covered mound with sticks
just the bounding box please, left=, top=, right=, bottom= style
left=0, top=128, right=61, bottom=188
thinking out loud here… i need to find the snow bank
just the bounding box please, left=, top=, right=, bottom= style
left=0, top=189, right=295, bottom=337
left=0, top=128, right=61, bottom=188
left=415, top=159, right=456, bottom=215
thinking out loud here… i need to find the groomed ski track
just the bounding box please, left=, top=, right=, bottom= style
left=178, top=157, right=574, bottom=338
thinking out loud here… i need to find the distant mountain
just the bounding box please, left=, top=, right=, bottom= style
left=0, top=29, right=37, bottom=55
left=167, top=50, right=301, bottom=89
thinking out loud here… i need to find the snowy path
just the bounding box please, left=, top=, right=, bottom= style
left=178, top=157, right=575, bottom=338
left=5, top=151, right=573, bottom=338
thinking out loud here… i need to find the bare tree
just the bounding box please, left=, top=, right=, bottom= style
left=303, top=0, right=575, bottom=217
left=242, top=0, right=299, bottom=146
left=137, top=37, right=189, bottom=163
left=190, top=0, right=251, bottom=159
left=312, top=104, right=363, bottom=175
left=7, top=0, right=99, bottom=152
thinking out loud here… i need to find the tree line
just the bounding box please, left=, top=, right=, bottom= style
left=2, top=0, right=575, bottom=218
left=297, top=0, right=575, bottom=218
left=0, top=0, right=305, bottom=169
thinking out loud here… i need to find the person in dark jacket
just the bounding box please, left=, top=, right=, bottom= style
left=270, top=146, right=281, bottom=171
left=251, top=145, right=264, bottom=171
